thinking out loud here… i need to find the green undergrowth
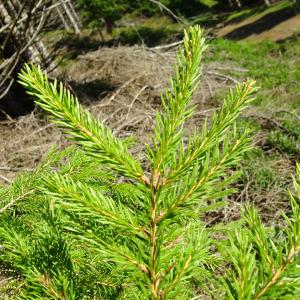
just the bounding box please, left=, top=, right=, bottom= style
left=206, top=36, right=300, bottom=211
left=206, top=36, right=300, bottom=129
left=207, top=38, right=300, bottom=107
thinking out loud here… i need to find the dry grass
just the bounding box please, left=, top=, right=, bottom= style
left=0, top=45, right=235, bottom=183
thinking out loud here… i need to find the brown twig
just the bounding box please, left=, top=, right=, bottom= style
left=0, top=167, right=35, bottom=172
left=148, top=0, right=187, bottom=24
left=124, top=85, right=148, bottom=121
left=150, top=40, right=184, bottom=51
left=0, top=174, right=12, bottom=184
left=94, top=74, right=147, bottom=108
left=0, top=189, right=35, bottom=214
left=206, top=70, right=240, bottom=84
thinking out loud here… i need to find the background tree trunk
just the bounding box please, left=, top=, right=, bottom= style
left=0, top=0, right=81, bottom=99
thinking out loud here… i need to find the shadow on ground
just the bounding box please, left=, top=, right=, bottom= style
left=68, top=79, right=116, bottom=104
left=0, top=82, right=34, bottom=119
left=225, top=7, right=296, bottom=40
left=0, top=78, right=116, bottom=119
left=224, top=6, right=267, bottom=25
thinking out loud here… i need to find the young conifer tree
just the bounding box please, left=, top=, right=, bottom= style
left=17, top=25, right=257, bottom=299
left=221, top=163, right=300, bottom=299
left=15, top=25, right=300, bottom=298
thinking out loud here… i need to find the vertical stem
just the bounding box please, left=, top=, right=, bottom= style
left=150, top=189, right=159, bottom=299
left=149, top=171, right=163, bottom=299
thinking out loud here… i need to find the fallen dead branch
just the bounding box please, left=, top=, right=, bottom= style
left=0, top=167, right=35, bottom=172
left=206, top=70, right=240, bottom=84
left=148, top=0, right=186, bottom=24
left=150, top=40, right=184, bottom=50
left=0, top=174, right=12, bottom=184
